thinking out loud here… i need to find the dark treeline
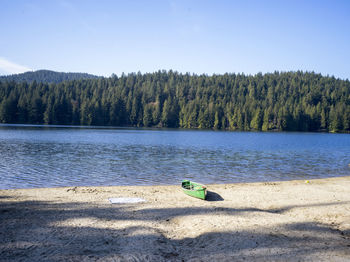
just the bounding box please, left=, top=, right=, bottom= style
left=0, top=70, right=349, bottom=132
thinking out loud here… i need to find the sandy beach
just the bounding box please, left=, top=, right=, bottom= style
left=1, top=176, right=350, bottom=261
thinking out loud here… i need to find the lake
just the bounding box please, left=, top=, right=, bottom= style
left=0, top=124, right=349, bottom=189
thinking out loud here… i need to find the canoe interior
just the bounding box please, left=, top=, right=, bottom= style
left=181, top=180, right=207, bottom=200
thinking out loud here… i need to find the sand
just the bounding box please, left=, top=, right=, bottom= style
left=1, top=176, right=350, bottom=261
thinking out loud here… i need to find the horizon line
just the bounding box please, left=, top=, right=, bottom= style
left=0, top=69, right=349, bottom=81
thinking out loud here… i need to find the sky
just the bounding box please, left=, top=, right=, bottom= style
left=1, top=0, right=350, bottom=79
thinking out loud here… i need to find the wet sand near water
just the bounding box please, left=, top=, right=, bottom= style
left=1, top=176, right=350, bottom=261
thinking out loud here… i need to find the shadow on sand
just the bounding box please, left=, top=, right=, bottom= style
left=206, top=190, right=224, bottom=201
left=0, top=197, right=349, bottom=261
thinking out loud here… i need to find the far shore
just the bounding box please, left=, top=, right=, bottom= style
left=1, top=176, right=350, bottom=261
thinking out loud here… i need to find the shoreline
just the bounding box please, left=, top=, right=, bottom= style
left=2, top=175, right=350, bottom=191
left=1, top=176, right=350, bottom=261
left=2, top=123, right=350, bottom=134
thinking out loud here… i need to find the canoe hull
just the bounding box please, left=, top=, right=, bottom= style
left=181, top=180, right=207, bottom=200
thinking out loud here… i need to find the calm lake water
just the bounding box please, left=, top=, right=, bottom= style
left=0, top=124, right=349, bottom=189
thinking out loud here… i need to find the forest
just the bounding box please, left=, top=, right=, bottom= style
left=0, top=70, right=349, bottom=132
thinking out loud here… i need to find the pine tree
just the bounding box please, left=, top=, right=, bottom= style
left=329, top=106, right=340, bottom=132
left=250, top=108, right=262, bottom=131
left=262, top=109, right=270, bottom=131
left=0, top=96, right=17, bottom=123
left=143, top=104, right=153, bottom=127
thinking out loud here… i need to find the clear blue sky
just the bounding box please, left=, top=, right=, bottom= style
left=1, top=0, right=349, bottom=79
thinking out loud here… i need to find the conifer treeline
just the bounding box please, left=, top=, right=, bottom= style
left=0, top=71, right=349, bottom=132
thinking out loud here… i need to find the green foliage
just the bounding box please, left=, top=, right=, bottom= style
left=250, top=108, right=263, bottom=131
left=0, top=71, right=349, bottom=132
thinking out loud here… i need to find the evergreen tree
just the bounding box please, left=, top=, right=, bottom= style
left=0, top=96, right=17, bottom=123
left=143, top=104, right=153, bottom=127
left=250, top=108, right=263, bottom=131
left=0, top=71, right=349, bottom=133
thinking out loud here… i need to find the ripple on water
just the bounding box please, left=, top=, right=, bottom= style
left=0, top=126, right=350, bottom=189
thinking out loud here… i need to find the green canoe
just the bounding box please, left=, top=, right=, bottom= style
left=181, top=180, right=207, bottom=200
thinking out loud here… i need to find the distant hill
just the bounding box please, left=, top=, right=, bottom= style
left=0, top=70, right=100, bottom=83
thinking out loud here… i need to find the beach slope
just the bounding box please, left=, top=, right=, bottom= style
left=1, top=177, right=350, bottom=261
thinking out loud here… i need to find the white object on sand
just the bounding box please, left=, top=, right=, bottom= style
left=108, top=197, right=146, bottom=204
